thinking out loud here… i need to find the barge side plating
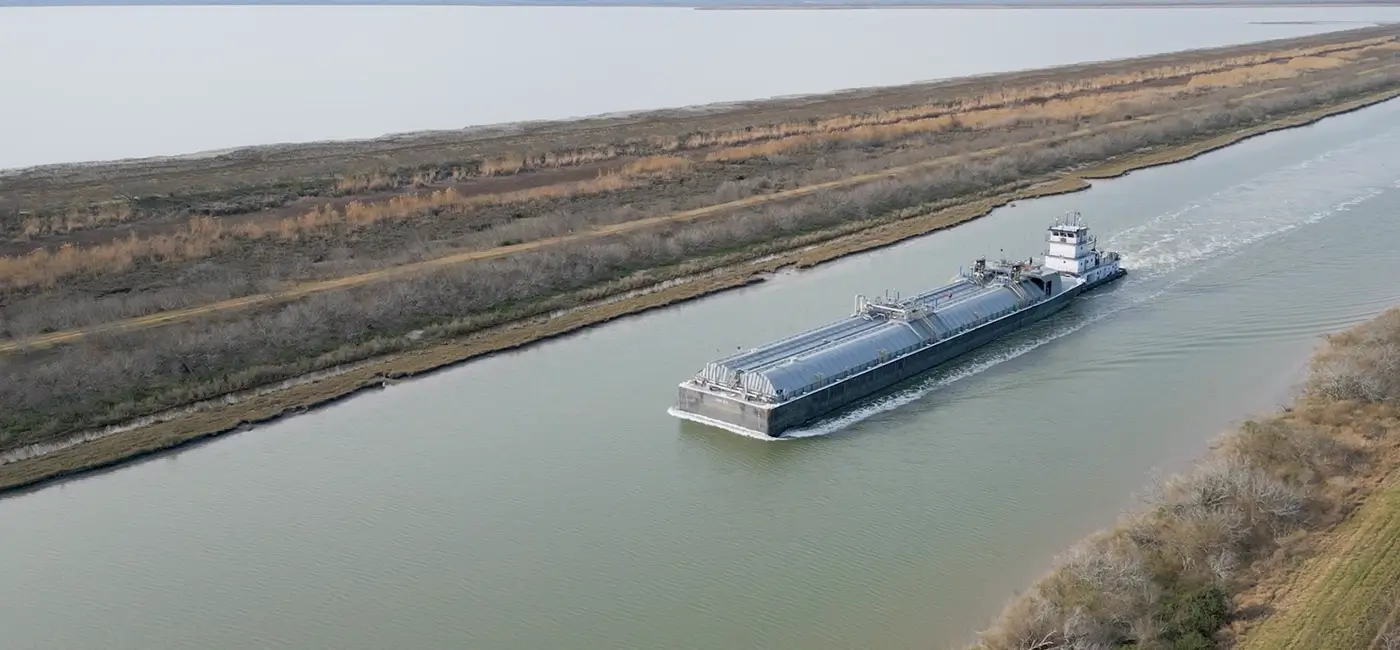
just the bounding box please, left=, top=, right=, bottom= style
left=670, top=213, right=1125, bottom=438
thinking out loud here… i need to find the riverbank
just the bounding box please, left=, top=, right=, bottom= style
left=3, top=26, right=1400, bottom=493
left=1, top=85, right=1398, bottom=496
left=970, top=306, right=1400, bottom=650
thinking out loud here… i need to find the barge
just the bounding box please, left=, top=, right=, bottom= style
left=669, top=212, right=1125, bottom=438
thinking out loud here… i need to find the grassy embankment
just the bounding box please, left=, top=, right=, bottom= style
left=2, top=26, right=1400, bottom=492
left=968, top=307, right=1400, bottom=650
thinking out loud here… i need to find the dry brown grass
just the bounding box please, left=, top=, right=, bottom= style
left=479, top=147, right=623, bottom=177
left=5, top=26, right=1391, bottom=245
left=334, top=171, right=396, bottom=194
left=698, top=38, right=1394, bottom=164
left=4, top=78, right=1399, bottom=352
left=2, top=81, right=1397, bottom=495
left=689, top=36, right=1393, bottom=160
left=239, top=175, right=639, bottom=241
left=5, top=33, right=1390, bottom=293
left=0, top=159, right=1105, bottom=493
left=0, top=216, right=225, bottom=288
left=703, top=85, right=1181, bottom=162
left=2, top=30, right=1399, bottom=480
left=1188, top=56, right=1349, bottom=90
left=0, top=155, right=692, bottom=289
left=336, top=166, right=487, bottom=193
left=1334, top=41, right=1400, bottom=61
left=973, top=308, right=1400, bottom=650
left=17, top=200, right=134, bottom=239
left=316, top=34, right=1400, bottom=191
left=691, top=76, right=1144, bottom=155
left=613, top=155, right=692, bottom=175
left=332, top=147, right=629, bottom=192
left=242, top=155, right=692, bottom=241
left=1230, top=444, right=1400, bottom=649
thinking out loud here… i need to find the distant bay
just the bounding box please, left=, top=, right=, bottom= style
left=3, top=5, right=1398, bottom=169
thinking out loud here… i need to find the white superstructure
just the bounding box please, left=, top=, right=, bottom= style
left=1043, top=211, right=1122, bottom=287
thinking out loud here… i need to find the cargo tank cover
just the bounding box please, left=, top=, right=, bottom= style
left=692, top=266, right=1062, bottom=406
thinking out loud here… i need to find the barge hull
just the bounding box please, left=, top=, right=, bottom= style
left=675, top=285, right=1081, bottom=437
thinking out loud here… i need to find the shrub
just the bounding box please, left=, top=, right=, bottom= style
left=1307, top=309, right=1400, bottom=403
left=975, top=306, right=1400, bottom=650
left=1153, top=584, right=1230, bottom=649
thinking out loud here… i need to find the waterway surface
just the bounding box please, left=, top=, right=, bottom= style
left=3, top=5, right=1400, bottom=168
left=2, top=95, right=1399, bottom=650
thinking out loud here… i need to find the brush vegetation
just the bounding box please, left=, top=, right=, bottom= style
left=2, top=25, right=1400, bottom=468
left=971, top=308, right=1400, bottom=650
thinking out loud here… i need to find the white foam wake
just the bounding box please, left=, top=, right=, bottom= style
left=1104, top=133, right=1395, bottom=276
left=676, top=132, right=1399, bottom=442
left=667, top=407, right=777, bottom=441
left=683, top=180, right=1396, bottom=442
left=1113, top=187, right=1387, bottom=275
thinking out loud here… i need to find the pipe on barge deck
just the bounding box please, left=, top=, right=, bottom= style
left=671, top=213, right=1126, bottom=438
